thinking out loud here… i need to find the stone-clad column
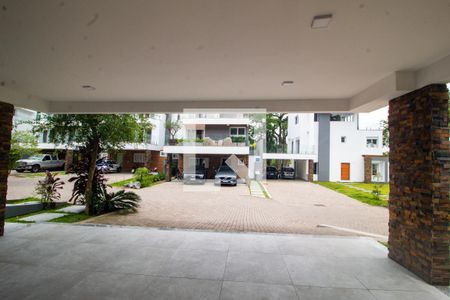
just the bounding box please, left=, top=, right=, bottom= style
left=0, top=102, right=14, bottom=236
left=388, top=84, right=449, bottom=285
left=307, top=160, right=314, bottom=182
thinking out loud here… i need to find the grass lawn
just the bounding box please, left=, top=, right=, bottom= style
left=347, top=182, right=389, bottom=196
left=5, top=203, right=87, bottom=224
left=110, top=177, right=135, bottom=187
left=12, top=171, right=67, bottom=178
left=317, top=182, right=388, bottom=208
left=48, top=213, right=91, bottom=223
left=6, top=197, right=41, bottom=204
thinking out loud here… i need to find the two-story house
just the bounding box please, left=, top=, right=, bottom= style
left=12, top=108, right=168, bottom=173
left=163, top=112, right=250, bottom=179
left=287, top=113, right=387, bottom=182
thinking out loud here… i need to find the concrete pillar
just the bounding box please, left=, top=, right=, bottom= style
left=0, top=102, right=14, bottom=236
left=317, top=113, right=330, bottom=181
left=388, top=84, right=449, bottom=285
left=307, top=159, right=314, bottom=182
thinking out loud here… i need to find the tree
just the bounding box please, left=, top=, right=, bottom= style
left=381, top=120, right=389, bottom=147
left=165, top=119, right=181, bottom=141
left=9, top=131, right=39, bottom=170
left=266, top=113, right=288, bottom=153
left=164, top=118, right=181, bottom=181
left=34, top=114, right=151, bottom=215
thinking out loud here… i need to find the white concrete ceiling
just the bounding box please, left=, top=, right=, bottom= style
left=0, top=0, right=450, bottom=112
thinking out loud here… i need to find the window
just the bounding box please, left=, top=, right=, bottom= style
left=42, top=130, right=48, bottom=143
left=145, top=129, right=152, bottom=143
left=366, top=137, right=378, bottom=148
left=196, top=130, right=204, bottom=139
left=291, top=141, right=294, bottom=153
left=341, top=136, right=346, bottom=143
left=294, top=115, right=299, bottom=125
left=295, top=139, right=300, bottom=154
left=133, top=153, right=145, bottom=163
left=372, top=163, right=380, bottom=176
left=330, top=114, right=354, bottom=122
left=230, top=127, right=246, bottom=136
left=313, top=162, right=318, bottom=174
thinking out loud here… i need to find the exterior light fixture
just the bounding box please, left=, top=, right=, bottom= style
left=311, top=14, right=333, bottom=29
left=281, top=81, right=294, bottom=86
left=81, top=85, right=96, bottom=91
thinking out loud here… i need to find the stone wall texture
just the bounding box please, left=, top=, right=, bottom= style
left=0, top=102, right=14, bottom=236
left=388, top=84, right=449, bottom=285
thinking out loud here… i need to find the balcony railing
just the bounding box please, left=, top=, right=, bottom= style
left=168, top=136, right=248, bottom=147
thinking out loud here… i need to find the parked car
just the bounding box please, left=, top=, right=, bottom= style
left=280, top=167, right=295, bottom=179
left=214, top=165, right=237, bottom=186
left=183, top=165, right=207, bottom=185
left=266, top=166, right=279, bottom=179
left=96, top=159, right=122, bottom=173
left=16, top=154, right=65, bottom=173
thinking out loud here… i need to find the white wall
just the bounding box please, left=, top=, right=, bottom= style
left=329, top=120, right=384, bottom=182
left=287, top=113, right=317, bottom=154
left=13, top=108, right=36, bottom=131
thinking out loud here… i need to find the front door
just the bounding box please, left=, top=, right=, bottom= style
left=341, top=163, right=350, bottom=180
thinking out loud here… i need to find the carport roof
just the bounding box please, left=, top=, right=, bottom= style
left=1, top=0, right=450, bottom=113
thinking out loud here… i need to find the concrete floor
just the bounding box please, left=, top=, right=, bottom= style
left=0, top=223, right=448, bottom=300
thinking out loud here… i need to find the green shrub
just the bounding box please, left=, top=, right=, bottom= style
left=231, top=136, right=246, bottom=143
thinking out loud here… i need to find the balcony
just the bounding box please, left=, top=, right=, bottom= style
left=163, top=136, right=249, bottom=155
left=179, top=113, right=250, bottom=125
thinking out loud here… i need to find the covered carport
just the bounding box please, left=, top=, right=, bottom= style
left=262, top=153, right=316, bottom=181
left=0, top=0, right=449, bottom=288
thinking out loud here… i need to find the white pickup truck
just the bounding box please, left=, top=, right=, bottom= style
left=15, top=154, right=65, bottom=173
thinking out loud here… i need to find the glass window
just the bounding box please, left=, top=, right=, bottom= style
left=294, top=115, right=299, bottom=124
left=341, top=136, right=346, bottom=143
left=230, top=127, right=245, bottom=136
left=366, top=137, right=378, bottom=148
left=133, top=153, right=145, bottom=163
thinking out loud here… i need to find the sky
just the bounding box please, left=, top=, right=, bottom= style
left=358, top=83, right=450, bottom=129
left=358, top=106, right=388, bottom=130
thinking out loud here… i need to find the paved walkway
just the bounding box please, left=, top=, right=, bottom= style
left=0, top=223, right=447, bottom=300
left=86, top=180, right=388, bottom=237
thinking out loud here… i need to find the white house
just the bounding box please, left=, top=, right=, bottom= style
left=287, top=113, right=387, bottom=182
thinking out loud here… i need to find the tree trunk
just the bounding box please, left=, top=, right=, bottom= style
left=85, top=139, right=99, bottom=215
left=165, top=154, right=172, bottom=182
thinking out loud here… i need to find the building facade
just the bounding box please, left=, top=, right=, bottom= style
left=12, top=108, right=168, bottom=173
left=287, top=113, right=387, bottom=182
left=163, top=113, right=250, bottom=179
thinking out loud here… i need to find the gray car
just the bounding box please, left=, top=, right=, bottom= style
left=214, top=165, right=237, bottom=186
left=16, top=154, right=65, bottom=173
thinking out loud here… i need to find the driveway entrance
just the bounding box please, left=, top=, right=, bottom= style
left=85, top=180, right=388, bottom=237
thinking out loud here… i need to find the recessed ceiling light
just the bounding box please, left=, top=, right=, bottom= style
left=281, top=80, right=294, bottom=86
left=81, top=85, right=96, bottom=91
left=311, top=14, right=333, bottom=29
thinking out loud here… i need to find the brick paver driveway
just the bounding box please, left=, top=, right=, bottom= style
left=86, top=180, right=388, bottom=237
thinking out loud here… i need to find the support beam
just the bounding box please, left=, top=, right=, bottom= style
left=388, top=84, right=449, bottom=285
left=0, top=101, right=14, bottom=236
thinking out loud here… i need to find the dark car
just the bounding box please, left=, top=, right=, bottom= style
left=266, top=166, right=279, bottom=179
left=214, top=165, right=237, bottom=186
left=96, top=159, right=122, bottom=173
left=183, top=165, right=207, bottom=185
left=280, top=167, right=295, bottom=179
